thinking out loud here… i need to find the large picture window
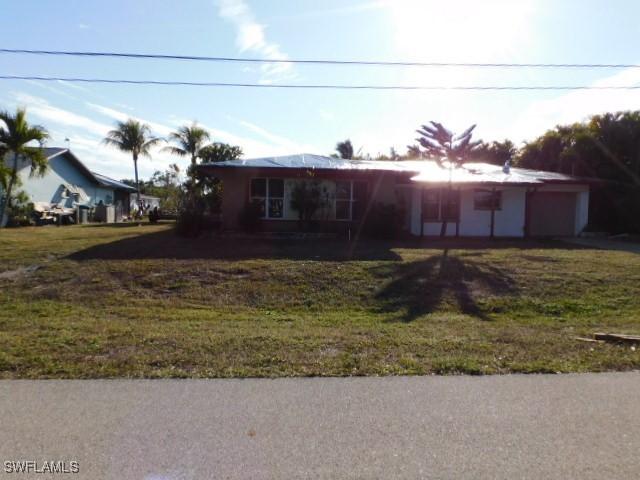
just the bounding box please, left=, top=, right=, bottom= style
left=335, top=180, right=367, bottom=221
left=473, top=189, right=502, bottom=211
left=422, top=188, right=460, bottom=221
left=251, top=178, right=284, bottom=219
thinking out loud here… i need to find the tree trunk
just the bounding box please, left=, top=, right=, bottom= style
left=440, top=162, right=454, bottom=238
left=440, top=185, right=450, bottom=237
left=133, top=153, right=141, bottom=217
left=0, top=153, right=19, bottom=228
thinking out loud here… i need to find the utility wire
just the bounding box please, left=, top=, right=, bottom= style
left=1, top=75, right=640, bottom=90
left=1, top=48, right=638, bottom=69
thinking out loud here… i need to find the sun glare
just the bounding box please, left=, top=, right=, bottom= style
left=389, top=0, right=535, bottom=61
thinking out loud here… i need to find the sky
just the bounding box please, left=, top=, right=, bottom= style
left=2, top=0, right=640, bottom=180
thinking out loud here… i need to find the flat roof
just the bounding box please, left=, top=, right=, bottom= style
left=197, top=153, right=589, bottom=185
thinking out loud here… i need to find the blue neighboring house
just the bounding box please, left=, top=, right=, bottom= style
left=2, top=147, right=136, bottom=225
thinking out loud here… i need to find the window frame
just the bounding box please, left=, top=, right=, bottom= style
left=335, top=180, right=367, bottom=221
left=250, top=178, right=285, bottom=219
left=422, top=188, right=460, bottom=222
left=473, top=189, right=502, bottom=211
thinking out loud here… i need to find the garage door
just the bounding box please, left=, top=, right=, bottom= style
left=528, top=192, right=576, bottom=237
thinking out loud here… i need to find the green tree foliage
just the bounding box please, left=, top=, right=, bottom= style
left=176, top=142, right=244, bottom=236
left=516, top=111, right=640, bottom=232
left=414, top=122, right=481, bottom=236
left=103, top=119, right=161, bottom=211
left=335, top=139, right=354, bottom=159
left=290, top=180, right=328, bottom=230
left=0, top=108, right=49, bottom=227
left=198, top=143, right=243, bottom=164
left=472, top=139, right=517, bottom=166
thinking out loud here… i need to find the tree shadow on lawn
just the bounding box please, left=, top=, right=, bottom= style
left=67, top=227, right=404, bottom=262
left=374, top=249, right=517, bottom=322
left=67, top=225, right=589, bottom=263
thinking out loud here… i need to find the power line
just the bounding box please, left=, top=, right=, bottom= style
left=2, top=75, right=640, bottom=90
left=1, top=48, right=639, bottom=69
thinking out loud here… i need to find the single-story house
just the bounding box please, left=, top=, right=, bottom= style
left=130, top=194, right=161, bottom=212
left=198, top=154, right=592, bottom=237
left=1, top=147, right=136, bottom=225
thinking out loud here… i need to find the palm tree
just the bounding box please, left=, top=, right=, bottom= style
left=0, top=108, right=49, bottom=227
left=415, top=122, right=481, bottom=237
left=163, top=122, right=210, bottom=166
left=335, top=139, right=354, bottom=160
left=103, top=119, right=161, bottom=210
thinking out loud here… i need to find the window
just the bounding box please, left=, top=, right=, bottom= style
left=423, top=190, right=440, bottom=221
left=474, top=189, right=502, bottom=210
left=335, top=180, right=367, bottom=221
left=250, top=178, right=284, bottom=219
left=422, top=188, right=460, bottom=221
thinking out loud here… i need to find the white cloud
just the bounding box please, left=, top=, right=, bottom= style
left=168, top=112, right=318, bottom=157
left=10, top=92, right=111, bottom=137
left=510, top=68, right=640, bottom=143
left=235, top=119, right=315, bottom=152
left=201, top=122, right=309, bottom=158
left=215, top=0, right=294, bottom=80
left=85, top=102, right=174, bottom=137
left=268, top=1, right=388, bottom=21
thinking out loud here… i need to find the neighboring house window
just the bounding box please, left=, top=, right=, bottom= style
left=474, top=189, right=502, bottom=210
left=105, top=194, right=113, bottom=205
left=335, top=180, right=367, bottom=221
left=422, top=188, right=460, bottom=221
left=251, top=178, right=284, bottom=219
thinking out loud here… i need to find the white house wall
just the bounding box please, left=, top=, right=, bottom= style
left=411, top=184, right=590, bottom=238
left=413, top=186, right=527, bottom=238
left=14, top=154, right=115, bottom=207
left=575, top=190, right=589, bottom=234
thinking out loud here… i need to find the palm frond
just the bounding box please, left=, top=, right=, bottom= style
left=161, top=145, right=188, bottom=156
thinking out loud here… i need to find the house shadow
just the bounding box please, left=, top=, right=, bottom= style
left=67, top=227, right=403, bottom=262
left=373, top=249, right=517, bottom=322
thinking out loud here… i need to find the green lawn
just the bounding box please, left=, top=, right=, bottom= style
left=1, top=223, right=639, bottom=378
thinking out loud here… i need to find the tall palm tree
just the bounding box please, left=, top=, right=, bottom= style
left=0, top=108, right=49, bottom=227
left=335, top=139, right=354, bottom=160
left=163, top=122, right=210, bottom=166
left=103, top=119, right=161, bottom=210
left=415, top=122, right=481, bottom=237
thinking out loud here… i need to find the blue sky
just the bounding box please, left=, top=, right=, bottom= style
left=2, top=0, right=640, bottom=179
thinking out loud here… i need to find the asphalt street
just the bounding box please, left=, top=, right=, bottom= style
left=1, top=373, right=639, bottom=479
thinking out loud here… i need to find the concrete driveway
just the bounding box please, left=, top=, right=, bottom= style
left=1, top=373, right=639, bottom=479
left=563, top=237, right=640, bottom=254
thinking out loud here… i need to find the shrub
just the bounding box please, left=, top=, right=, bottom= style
left=363, top=202, right=405, bottom=239
left=239, top=200, right=263, bottom=233
left=175, top=209, right=206, bottom=237
left=6, top=191, right=34, bottom=227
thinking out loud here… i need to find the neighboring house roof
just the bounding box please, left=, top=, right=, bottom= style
left=43, top=147, right=97, bottom=183
left=42, top=148, right=135, bottom=192
left=91, top=171, right=137, bottom=192
left=197, top=153, right=591, bottom=186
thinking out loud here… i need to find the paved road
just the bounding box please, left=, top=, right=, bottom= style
left=1, top=373, right=639, bottom=479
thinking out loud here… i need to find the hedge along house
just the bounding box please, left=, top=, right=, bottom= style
left=198, top=154, right=591, bottom=238
left=1, top=147, right=136, bottom=224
